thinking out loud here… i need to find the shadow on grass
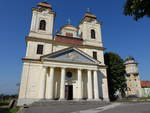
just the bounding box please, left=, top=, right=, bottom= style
left=0, top=108, right=18, bottom=113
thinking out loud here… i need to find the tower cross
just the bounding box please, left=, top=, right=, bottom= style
left=67, top=18, right=71, bottom=24
left=87, top=8, right=91, bottom=13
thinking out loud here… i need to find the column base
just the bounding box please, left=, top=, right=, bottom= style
left=59, top=98, right=66, bottom=101
left=87, top=99, right=94, bottom=101
left=74, top=98, right=84, bottom=101
left=103, top=98, right=110, bottom=102
left=43, top=99, right=55, bottom=102
left=93, top=99, right=102, bottom=101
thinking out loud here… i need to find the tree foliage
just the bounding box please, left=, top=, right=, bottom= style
left=104, top=52, right=127, bottom=101
left=124, top=0, right=150, bottom=20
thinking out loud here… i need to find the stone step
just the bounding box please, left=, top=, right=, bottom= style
left=30, top=100, right=110, bottom=107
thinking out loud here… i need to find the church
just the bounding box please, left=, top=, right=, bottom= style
left=17, top=2, right=109, bottom=106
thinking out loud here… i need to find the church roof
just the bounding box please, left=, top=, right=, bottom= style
left=55, top=35, right=83, bottom=45
left=37, top=2, right=52, bottom=9
left=79, top=12, right=98, bottom=24
left=41, top=47, right=101, bottom=65
left=125, top=56, right=135, bottom=61
left=60, top=24, right=77, bottom=31
left=124, top=56, right=138, bottom=65
left=141, top=81, right=150, bottom=88
left=84, top=12, right=97, bottom=19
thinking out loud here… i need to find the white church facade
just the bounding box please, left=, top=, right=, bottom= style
left=17, top=2, right=109, bottom=106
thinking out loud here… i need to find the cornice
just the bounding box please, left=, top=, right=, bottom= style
left=22, top=58, right=107, bottom=68
left=25, top=36, right=106, bottom=50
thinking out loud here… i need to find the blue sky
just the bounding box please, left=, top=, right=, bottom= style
left=0, top=0, right=150, bottom=94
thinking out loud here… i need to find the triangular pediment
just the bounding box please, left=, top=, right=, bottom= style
left=41, top=48, right=100, bottom=64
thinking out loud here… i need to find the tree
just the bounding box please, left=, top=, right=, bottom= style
left=104, top=52, right=127, bottom=101
left=124, top=0, right=150, bottom=20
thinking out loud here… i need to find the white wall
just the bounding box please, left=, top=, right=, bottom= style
left=141, top=88, right=150, bottom=97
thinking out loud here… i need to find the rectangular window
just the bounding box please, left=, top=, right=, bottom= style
left=36, top=44, right=43, bottom=54
left=93, top=51, right=97, bottom=60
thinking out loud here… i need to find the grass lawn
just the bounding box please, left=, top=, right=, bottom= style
left=0, top=108, right=19, bottom=113
left=117, top=97, right=150, bottom=102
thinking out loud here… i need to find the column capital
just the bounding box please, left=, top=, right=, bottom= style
left=43, top=66, right=48, bottom=69
left=77, top=68, right=83, bottom=70
left=93, top=69, right=98, bottom=71
left=87, top=69, right=92, bottom=71
left=50, top=66, right=56, bottom=68
left=61, top=67, right=67, bottom=69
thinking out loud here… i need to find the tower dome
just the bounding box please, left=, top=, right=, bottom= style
left=37, top=1, right=52, bottom=10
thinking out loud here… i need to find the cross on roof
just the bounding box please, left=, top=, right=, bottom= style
left=67, top=18, right=71, bottom=24
left=87, top=8, right=90, bottom=12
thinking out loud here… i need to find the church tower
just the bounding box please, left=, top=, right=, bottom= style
left=78, top=12, right=103, bottom=47
left=29, top=2, right=55, bottom=39
left=124, top=56, right=142, bottom=97
left=25, top=2, right=55, bottom=59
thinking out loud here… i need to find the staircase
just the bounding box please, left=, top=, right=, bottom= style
left=30, top=100, right=110, bottom=107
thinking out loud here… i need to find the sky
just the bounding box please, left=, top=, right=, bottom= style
left=0, top=0, right=150, bottom=94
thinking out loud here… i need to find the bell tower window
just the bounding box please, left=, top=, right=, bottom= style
left=39, top=20, right=46, bottom=30
left=91, top=29, right=96, bottom=39
left=93, top=51, right=97, bottom=60
left=37, top=44, right=43, bottom=54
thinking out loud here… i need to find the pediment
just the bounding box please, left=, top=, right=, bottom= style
left=41, top=48, right=100, bottom=64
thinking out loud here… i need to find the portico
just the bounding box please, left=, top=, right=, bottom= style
left=39, top=60, right=101, bottom=101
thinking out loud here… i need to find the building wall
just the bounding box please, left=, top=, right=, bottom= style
left=26, top=41, right=53, bottom=59
left=126, top=74, right=142, bottom=97
left=141, top=88, right=150, bottom=97
left=18, top=62, right=44, bottom=105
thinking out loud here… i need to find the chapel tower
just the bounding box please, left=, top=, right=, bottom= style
left=124, top=56, right=142, bottom=97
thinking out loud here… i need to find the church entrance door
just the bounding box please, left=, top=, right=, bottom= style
left=65, top=85, right=73, bottom=100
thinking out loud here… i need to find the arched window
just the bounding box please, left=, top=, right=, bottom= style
left=39, top=20, right=46, bottom=30
left=91, top=29, right=96, bottom=39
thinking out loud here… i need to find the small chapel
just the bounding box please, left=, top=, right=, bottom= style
left=17, top=2, right=109, bottom=106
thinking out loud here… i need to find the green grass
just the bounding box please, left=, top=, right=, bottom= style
left=0, top=108, right=19, bottom=113
left=117, top=97, right=150, bottom=102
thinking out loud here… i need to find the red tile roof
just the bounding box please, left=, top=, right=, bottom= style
left=141, top=81, right=150, bottom=88
left=55, top=35, right=83, bottom=45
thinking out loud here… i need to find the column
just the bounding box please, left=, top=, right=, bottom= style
left=47, top=67, right=54, bottom=99
left=94, top=70, right=100, bottom=100
left=87, top=70, right=93, bottom=100
left=39, top=67, right=47, bottom=99
left=60, top=67, right=66, bottom=100
left=78, top=69, right=83, bottom=99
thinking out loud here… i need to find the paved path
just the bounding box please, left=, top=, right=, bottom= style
left=73, top=102, right=150, bottom=113
left=21, top=103, right=108, bottom=113
left=100, top=103, right=150, bottom=113
left=20, top=102, right=150, bottom=113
